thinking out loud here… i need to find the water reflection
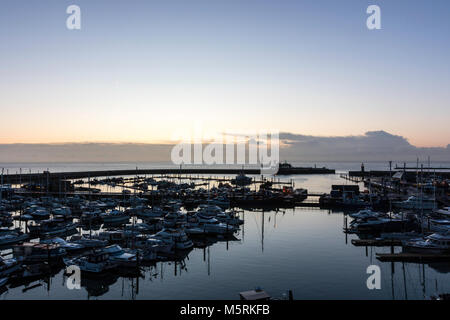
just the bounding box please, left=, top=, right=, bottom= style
left=2, top=209, right=450, bottom=299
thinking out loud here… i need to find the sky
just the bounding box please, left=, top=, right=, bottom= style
left=1, top=0, right=449, bottom=147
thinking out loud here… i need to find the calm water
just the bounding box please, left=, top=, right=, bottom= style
left=1, top=161, right=450, bottom=300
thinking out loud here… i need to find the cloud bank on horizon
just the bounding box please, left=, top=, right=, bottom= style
left=0, top=131, right=448, bottom=163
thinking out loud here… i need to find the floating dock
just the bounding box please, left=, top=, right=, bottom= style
left=351, top=239, right=403, bottom=247
left=376, top=252, right=450, bottom=262
left=1, top=166, right=336, bottom=184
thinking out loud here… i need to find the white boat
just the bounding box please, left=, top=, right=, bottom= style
left=0, top=257, right=21, bottom=277
left=101, top=210, right=130, bottom=224
left=13, top=242, right=67, bottom=262
left=101, top=245, right=138, bottom=267
left=163, top=211, right=186, bottom=228
left=403, top=232, right=450, bottom=254
left=69, top=235, right=107, bottom=249
left=349, top=209, right=385, bottom=219
left=150, top=228, right=193, bottom=250
left=40, top=237, right=85, bottom=252
left=0, top=277, right=8, bottom=287
left=64, top=251, right=117, bottom=273
left=393, top=196, right=437, bottom=210
left=136, top=207, right=166, bottom=219
left=187, top=214, right=237, bottom=235
left=0, top=232, right=29, bottom=246
left=52, top=206, right=72, bottom=217
left=435, top=207, right=450, bottom=217
left=422, top=218, right=450, bottom=233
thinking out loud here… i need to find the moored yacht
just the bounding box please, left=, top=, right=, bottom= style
left=64, top=251, right=117, bottom=273
left=403, top=232, right=450, bottom=254
left=150, top=228, right=193, bottom=250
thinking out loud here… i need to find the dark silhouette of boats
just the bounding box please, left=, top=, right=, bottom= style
left=276, top=162, right=335, bottom=175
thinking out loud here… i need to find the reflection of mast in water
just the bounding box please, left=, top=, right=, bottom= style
left=242, top=211, right=245, bottom=241
left=402, top=262, right=408, bottom=300
left=421, top=263, right=426, bottom=299
left=391, top=261, right=395, bottom=300
left=261, top=210, right=264, bottom=253
left=207, top=246, right=211, bottom=276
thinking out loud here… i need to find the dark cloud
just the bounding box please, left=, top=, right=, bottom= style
left=0, top=131, right=448, bottom=162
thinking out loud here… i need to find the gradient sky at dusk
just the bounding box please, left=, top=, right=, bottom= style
left=1, top=0, right=449, bottom=147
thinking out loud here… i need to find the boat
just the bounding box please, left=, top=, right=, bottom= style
left=231, top=172, right=252, bottom=186
left=163, top=211, right=186, bottom=228
left=393, top=196, right=437, bottom=210
left=64, top=251, right=117, bottom=273
left=349, top=209, right=385, bottom=219
left=101, top=210, right=130, bottom=224
left=0, top=232, right=29, bottom=246
left=136, top=207, right=166, bottom=219
left=69, top=235, right=108, bottom=249
left=0, top=257, right=21, bottom=277
left=349, top=216, right=419, bottom=234
left=40, top=237, right=85, bottom=252
left=186, top=213, right=237, bottom=235
left=30, top=208, right=50, bottom=219
left=149, top=228, right=193, bottom=250
left=403, top=232, right=450, bottom=254
left=0, top=277, right=8, bottom=287
left=28, top=219, right=78, bottom=237
left=13, top=242, right=67, bottom=263
left=101, top=245, right=138, bottom=267
left=52, top=206, right=72, bottom=217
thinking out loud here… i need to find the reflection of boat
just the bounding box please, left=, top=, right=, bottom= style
left=8, top=263, right=60, bottom=288
left=81, top=271, right=119, bottom=297
left=13, top=242, right=67, bottom=263
left=427, top=262, right=450, bottom=274
left=403, top=232, right=450, bottom=254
